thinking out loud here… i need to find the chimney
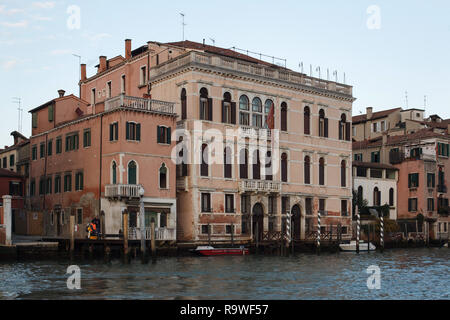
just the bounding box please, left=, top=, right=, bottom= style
left=99, top=56, right=107, bottom=73
left=57, top=89, right=65, bottom=98
left=203, top=39, right=205, bottom=46
left=80, top=64, right=87, bottom=81
left=367, top=107, right=373, bottom=119
left=125, top=39, right=132, bottom=60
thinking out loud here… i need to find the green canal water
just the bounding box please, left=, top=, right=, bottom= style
left=0, top=248, right=448, bottom=300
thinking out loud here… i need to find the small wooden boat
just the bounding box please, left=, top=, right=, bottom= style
left=192, top=246, right=250, bottom=256
left=339, top=241, right=376, bottom=252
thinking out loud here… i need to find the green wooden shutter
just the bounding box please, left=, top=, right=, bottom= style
left=32, top=113, right=38, bottom=128
left=157, top=126, right=161, bottom=143
left=126, top=122, right=130, bottom=140
left=48, top=104, right=54, bottom=122
left=167, top=127, right=171, bottom=144
left=136, top=124, right=141, bottom=141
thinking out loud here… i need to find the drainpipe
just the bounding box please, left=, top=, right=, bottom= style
left=43, top=133, right=48, bottom=211
left=98, top=114, right=103, bottom=219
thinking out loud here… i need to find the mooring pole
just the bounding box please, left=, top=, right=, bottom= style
left=367, top=223, right=370, bottom=253
left=380, top=215, right=384, bottom=253
left=231, top=223, right=234, bottom=247
left=70, top=210, right=75, bottom=253
left=122, top=209, right=129, bottom=258
left=139, top=187, right=146, bottom=257
left=405, top=223, right=408, bottom=248
left=317, top=211, right=321, bottom=255
left=356, top=206, right=360, bottom=254
left=151, top=220, right=156, bottom=257
left=286, top=211, right=291, bottom=255
left=208, top=223, right=211, bottom=247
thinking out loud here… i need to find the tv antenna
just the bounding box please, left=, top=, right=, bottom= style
left=333, top=70, right=338, bottom=82
left=209, top=38, right=215, bottom=46
left=72, top=54, right=82, bottom=82
left=180, top=13, right=187, bottom=41
left=316, top=66, right=321, bottom=79
left=12, top=97, right=23, bottom=132
left=405, top=91, right=409, bottom=108
left=299, top=62, right=304, bottom=74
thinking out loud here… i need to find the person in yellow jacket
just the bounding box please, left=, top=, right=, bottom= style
left=86, top=221, right=98, bottom=240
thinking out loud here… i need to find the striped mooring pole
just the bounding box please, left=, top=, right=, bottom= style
left=380, top=214, right=384, bottom=252
left=317, top=211, right=321, bottom=254
left=356, top=205, right=360, bottom=254
left=286, top=211, right=291, bottom=253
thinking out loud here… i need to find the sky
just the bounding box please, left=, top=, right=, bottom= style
left=1, top=0, right=450, bottom=147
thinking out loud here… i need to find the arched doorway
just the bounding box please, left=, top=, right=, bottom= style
left=291, top=205, right=301, bottom=240
left=252, top=203, right=264, bottom=242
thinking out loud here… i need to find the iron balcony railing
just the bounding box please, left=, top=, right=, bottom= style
left=105, top=94, right=175, bottom=115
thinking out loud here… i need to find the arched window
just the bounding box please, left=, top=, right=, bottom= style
left=304, top=156, right=311, bottom=184
left=181, top=88, right=187, bottom=120
left=358, top=186, right=364, bottom=205
left=128, top=161, right=137, bottom=185
left=252, top=98, right=263, bottom=128
left=112, top=161, right=117, bottom=184
left=281, top=102, right=287, bottom=131
left=199, top=88, right=212, bottom=121
left=222, top=92, right=235, bottom=124
left=374, top=187, right=381, bottom=206
left=224, top=147, right=232, bottom=179
left=319, top=157, right=325, bottom=185
left=319, top=109, right=328, bottom=137
left=159, top=163, right=167, bottom=189
left=339, top=114, right=346, bottom=140
left=281, top=153, right=288, bottom=182
left=265, top=150, right=273, bottom=181
left=239, top=148, right=248, bottom=179
left=304, top=106, right=310, bottom=135
left=201, top=143, right=209, bottom=177
left=239, top=95, right=250, bottom=126
left=389, top=188, right=394, bottom=207
left=341, top=160, right=346, bottom=187
left=252, top=150, right=261, bottom=180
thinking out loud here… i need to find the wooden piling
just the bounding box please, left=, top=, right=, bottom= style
left=405, top=223, right=408, bottom=248
left=151, top=221, right=156, bottom=256
left=208, top=223, right=211, bottom=247
left=70, top=211, right=75, bottom=253
left=231, top=223, right=234, bottom=247
left=367, top=223, right=370, bottom=253
left=122, top=209, right=129, bottom=258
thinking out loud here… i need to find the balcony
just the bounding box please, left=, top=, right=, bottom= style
left=239, top=180, right=281, bottom=193
left=150, top=51, right=353, bottom=97
left=128, top=227, right=176, bottom=241
left=105, top=94, right=175, bottom=115
left=241, top=126, right=272, bottom=139
left=105, top=184, right=141, bottom=199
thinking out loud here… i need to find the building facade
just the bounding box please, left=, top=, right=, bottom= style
left=29, top=89, right=177, bottom=240
left=78, top=39, right=355, bottom=243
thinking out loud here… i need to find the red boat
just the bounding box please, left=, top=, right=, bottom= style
left=193, top=246, right=250, bottom=256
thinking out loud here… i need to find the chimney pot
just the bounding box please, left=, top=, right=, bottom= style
left=367, top=107, right=373, bottom=119
left=99, top=56, right=107, bottom=73
left=125, top=39, right=132, bottom=60
left=80, top=64, right=87, bottom=81
left=58, top=89, right=65, bottom=98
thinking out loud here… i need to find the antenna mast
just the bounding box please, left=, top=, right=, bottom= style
left=180, top=13, right=186, bottom=41
left=12, top=97, right=23, bottom=132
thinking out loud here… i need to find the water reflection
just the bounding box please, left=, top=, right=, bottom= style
left=0, top=249, right=448, bottom=300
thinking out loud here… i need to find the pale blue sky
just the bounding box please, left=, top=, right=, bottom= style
left=1, top=0, right=450, bottom=147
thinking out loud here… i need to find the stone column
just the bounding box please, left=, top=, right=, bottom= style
left=3, top=195, right=12, bottom=246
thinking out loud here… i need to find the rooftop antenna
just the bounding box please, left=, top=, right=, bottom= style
left=333, top=70, right=338, bottom=82
left=209, top=38, right=215, bottom=46
left=12, top=97, right=23, bottom=132
left=405, top=91, right=409, bottom=108
left=180, top=13, right=186, bottom=41
left=72, top=54, right=81, bottom=82
left=316, top=66, right=321, bottom=79
left=299, top=62, right=304, bottom=74
left=327, top=68, right=330, bottom=81
left=343, top=72, right=346, bottom=84
left=310, top=64, right=312, bottom=77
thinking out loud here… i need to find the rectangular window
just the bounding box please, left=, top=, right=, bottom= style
left=410, top=147, right=422, bottom=159
left=341, top=200, right=348, bottom=216
left=65, top=133, right=79, bottom=152
left=83, top=129, right=91, bottom=148
left=370, top=169, right=383, bottom=179
left=268, top=196, right=277, bottom=215
left=64, top=173, right=72, bottom=192
left=47, top=140, right=52, bottom=156
left=427, top=198, right=435, bottom=212
left=107, top=81, right=112, bottom=98
left=32, top=113, right=38, bottom=128
left=241, top=195, right=250, bottom=214
left=201, top=193, right=211, bottom=213
left=40, top=143, right=45, bottom=159
left=305, top=198, right=313, bottom=215
left=354, top=153, right=363, bottom=162
left=48, top=104, right=54, bottom=122
left=408, top=173, right=419, bottom=188
left=126, top=122, right=141, bottom=141
left=76, top=208, right=83, bottom=225
left=371, top=151, right=380, bottom=163
left=386, top=170, right=396, bottom=179
left=2, top=157, right=7, bottom=168
left=239, top=112, right=250, bottom=126
left=438, top=143, right=450, bottom=157
left=427, top=173, right=436, bottom=188
left=91, top=88, right=96, bottom=105
left=32, top=145, right=37, bottom=160
left=75, top=172, right=84, bottom=191
left=9, top=154, right=15, bottom=167
left=39, top=177, right=45, bottom=195
left=56, top=137, right=62, bottom=154
left=201, top=225, right=209, bottom=235
left=110, top=123, right=119, bottom=141
left=373, top=122, right=378, bottom=133
left=157, top=126, right=171, bottom=144
left=30, top=179, right=36, bottom=196
left=46, top=177, right=52, bottom=194
left=121, top=75, right=126, bottom=93
left=140, top=66, right=147, bottom=86
left=380, top=121, right=386, bottom=132
left=54, top=175, right=61, bottom=194
left=225, top=194, right=234, bottom=213
left=408, top=198, right=418, bottom=212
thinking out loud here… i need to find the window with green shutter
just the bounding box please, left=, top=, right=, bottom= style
left=64, top=173, right=72, bottom=192
left=56, top=137, right=62, bottom=154
left=32, top=113, right=38, bottom=128
left=32, top=145, right=37, bottom=160
left=83, top=129, right=91, bottom=148
left=75, top=172, right=84, bottom=191
left=408, top=173, right=419, bottom=188
left=48, top=104, right=54, bottom=122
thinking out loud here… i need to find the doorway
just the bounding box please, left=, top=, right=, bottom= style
left=291, top=204, right=301, bottom=240
left=252, top=203, right=264, bottom=241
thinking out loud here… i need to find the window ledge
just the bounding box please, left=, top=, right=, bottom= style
left=157, top=143, right=171, bottom=146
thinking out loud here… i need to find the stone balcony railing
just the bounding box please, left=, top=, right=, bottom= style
left=128, top=227, right=176, bottom=241
left=105, top=94, right=175, bottom=115
left=150, top=51, right=353, bottom=97
left=105, top=184, right=142, bottom=199
left=239, top=180, right=281, bottom=193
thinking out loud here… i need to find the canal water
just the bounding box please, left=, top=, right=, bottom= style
left=0, top=248, right=448, bottom=300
